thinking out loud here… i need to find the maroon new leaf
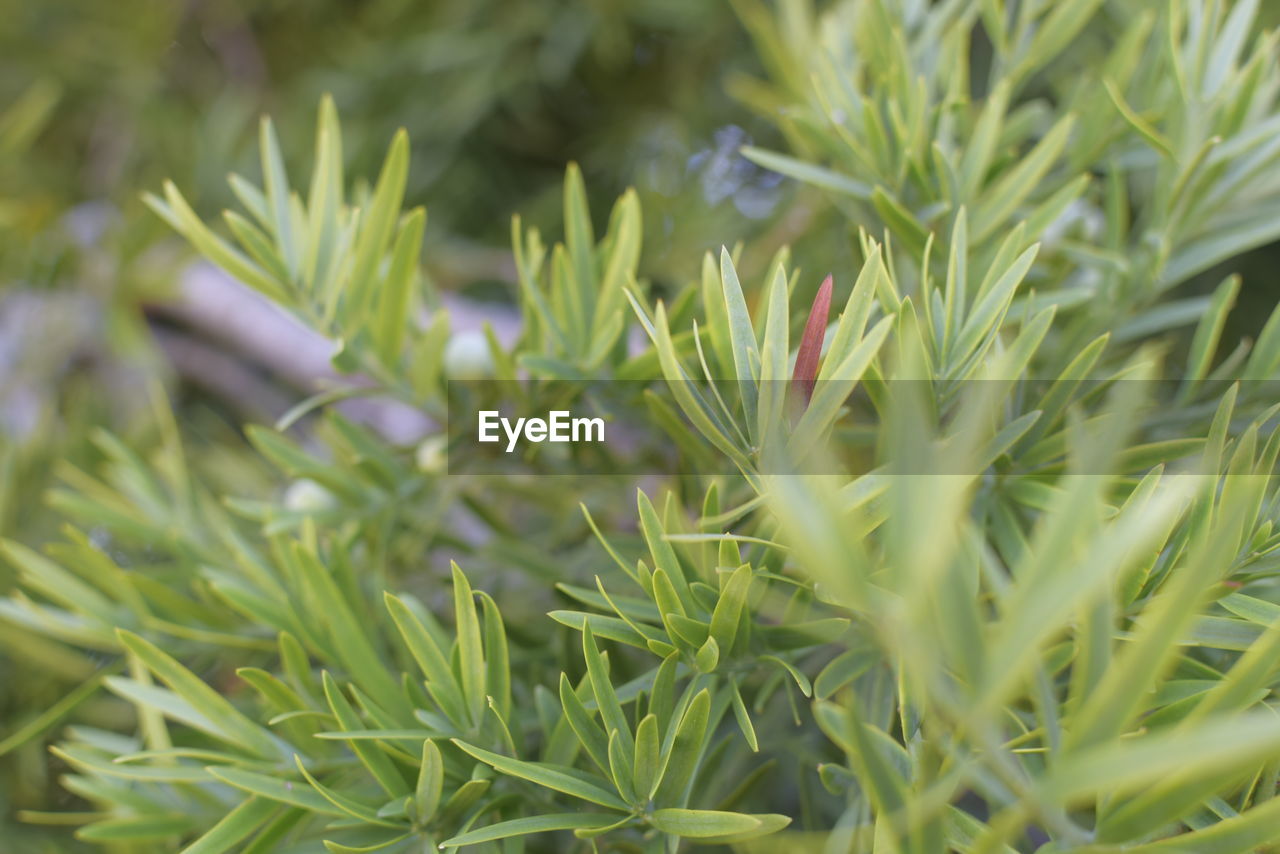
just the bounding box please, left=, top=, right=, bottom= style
left=791, top=274, right=833, bottom=407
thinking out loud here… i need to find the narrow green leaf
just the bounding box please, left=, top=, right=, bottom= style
left=760, top=655, right=812, bottom=697
left=638, top=491, right=694, bottom=609
left=1014, top=0, right=1105, bottom=81
left=321, top=832, right=411, bottom=854
left=548, top=610, right=655, bottom=650
left=223, top=210, right=290, bottom=283
left=293, top=546, right=409, bottom=720
left=607, top=727, right=637, bottom=804
left=788, top=314, right=894, bottom=457
left=649, top=653, right=679, bottom=737
left=258, top=117, right=299, bottom=280
left=633, top=713, right=662, bottom=801
left=320, top=673, right=408, bottom=798
left=637, top=297, right=756, bottom=472
left=451, top=740, right=628, bottom=810
left=52, top=744, right=206, bottom=783
left=961, top=82, right=1010, bottom=197
left=78, top=814, right=194, bottom=842
left=740, top=146, right=872, bottom=198
left=729, top=678, right=758, bottom=751
left=583, top=626, right=634, bottom=757
left=384, top=593, right=468, bottom=727
left=440, top=813, right=621, bottom=848
left=818, top=247, right=881, bottom=383
left=0, top=666, right=113, bottom=757
left=1130, top=794, right=1280, bottom=853
left=436, top=778, right=491, bottom=826
left=294, top=755, right=402, bottom=827
left=1183, top=275, right=1240, bottom=389
left=871, top=187, right=931, bottom=258
left=0, top=540, right=115, bottom=625
left=950, top=244, right=1038, bottom=365
left=374, top=207, right=425, bottom=366
left=1045, top=713, right=1280, bottom=803
left=347, top=128, right=410, bottom=322
left=116, top=631, right=280, bottom=760
left=655, top=688, right=710, bottom=805
left=303, top=95, right=343, bottom=293
left=207, top=767, right=344, bottom=816
left=709, top=564, right=753, bottom=654
left=720, top=247, right=759, bottom=435
left=563, top=163, right=596, bottom=344
left=414, top=739, right=443, bottom=824
left=476, top=591, right=510, bottom=721
left=649, top=808, right=790, bottom=841
left=450, top=563, right=486, bottom=727
left=815, top=700, right=909, bottom=832
left=757, top=265, right=791, bottom=444
left=973, top=115, right=1075, bottom=241
left=695, top=636, right=720, bottom=673
left=180, top=797, right=277, bottom=854
left=1103, top=79, right=1175, bottom=158
left=558, top=672, right=611, bottom=776
left=594, top=189, right=641, bottom=330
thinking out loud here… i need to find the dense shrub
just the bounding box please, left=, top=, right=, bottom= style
left=6, top=1, right=1280, bottom=852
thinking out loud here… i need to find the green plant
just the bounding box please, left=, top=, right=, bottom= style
left=6, top=1, right=1280, bottom=852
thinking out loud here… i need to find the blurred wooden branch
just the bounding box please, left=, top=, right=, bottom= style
left=144, top=262, right=522, bottom=444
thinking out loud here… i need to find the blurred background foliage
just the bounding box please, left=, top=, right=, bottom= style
left=0, top=0, right=804, bottom=536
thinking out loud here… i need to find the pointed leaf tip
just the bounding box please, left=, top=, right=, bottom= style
left=792, top=274, right=833, bottom=405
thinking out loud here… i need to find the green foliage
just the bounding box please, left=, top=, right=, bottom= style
left=7, top=2, right=1280, bottom=853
